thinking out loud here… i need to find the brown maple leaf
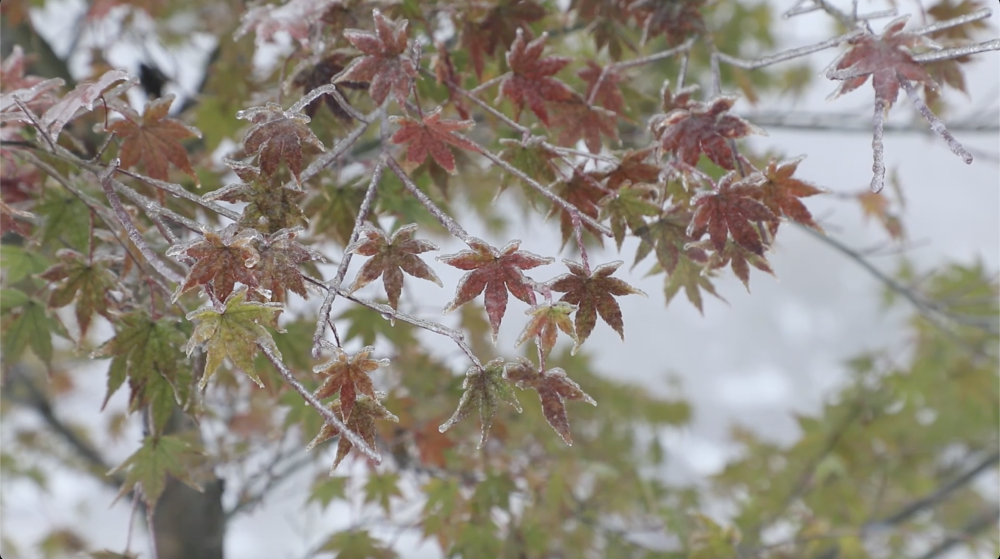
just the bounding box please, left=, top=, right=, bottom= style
left=461, top=0, right=547, bottom=78
left=38, top=248, right=118, bottom=338
left=650, top=92, right=763, bottom=169
left=313, top=346, right=390, bottom=421
left=346, top=223, right=442, bottom=310
left=167, top=226, right=261, bottom=302
left=548, top=259, right=645, bottom=346
left=389, top=107, right=482, bottom=174
left=693, top=239, right=775, bottom=293
left=549, top=100, right=619, bottom=155
left=505, top=358, right=596, bottom=445
left=547, top=168, right=609, bottom=245
left=238, top=103, right=325, bottom=185
left=688, top=172, right=778, bottom=256
left=597, top=148, right=662, bottom=191
left=438, top=237, right=554, bottom=342
left=307, top=391, right=398, bottom=471
left=748, top=156, right=826, bottom=235
left=578, top=60, right=627, bottom=116
left=253, top=227, right=324, bottom=303
left=106, top=94, right=200, bottom=183
left=826, top=15, right=938, bottom=107
left=498, top=28, right=578, bottom=126
left=337, top=9, right=417, bottom=107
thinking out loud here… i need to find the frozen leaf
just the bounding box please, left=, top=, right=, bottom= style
left=430, top=41, right=471, bottom=119
left=498, top=29, right=577, bottom=126
left=313, top=346, right=390, bottom=421
left=461, top=0, right=546, bottom=78
left=688, top=172, right=778, bottom=256
left=254, top=228, right=324, bottom=303
left=515, top=301, right=578, bottom=356
left=695, top=239, right=775, bottom=293
left=748, top=156, right=826, bottom=235
left=167, top=227, right=261, bottom=303
left=631, top=0, right=706, bottom=45
left=108, top=434, right=201, bottom=506
left=236, top=0, right=338, bottom=49
left=632, top=206, right=702, bottom=275
left=106, top=94, right=200, bottom=183
left=0, top=46, right=61, bottom=115
left=206, top=162, right=307, bottom=234
left=549, top=260, right=645, bottom=346
left=438, top=358, right=522, bottom=448
left=578, top=61, right=626, bottom=115
left=41, top=68, right=130, bottom=141
left=438, top=238, right=553, bottom=342
left=390, top=107, right=482, bottom=174
left=39, top=249, right=118, bottom=338
left=550, top=100, right=619, bottom=154
left=547, top=169, right=607, bottom=246
left=650, top=93, right=763, bottom=169
left=596, top=148, right=662, bottom=191
left=185, top=287, right=284, bottom=390
left=338, top=9, right=417, bottom=106
left=497, top=138, right=558, bottom=199
left=600, top=183, right=660, bottom=251
left=307, top=392, right=398, bottom=471
left=505, top=358, right=596, bottom=445
left=346, top=223, right=442, bottom=310
left=663, top=253, right=724, bottom=313
left=238, top=103, right=325, bottom=184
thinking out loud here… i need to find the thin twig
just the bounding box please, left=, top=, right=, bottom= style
left=146, top=503, right=160, bottom=559
left=384, top=155, right=472, bottom=242
left=899, top=78, right=972, bottom=164
left=912, top=39, right=1000, bottom=62
left=912, top=7, right=993, bottom=36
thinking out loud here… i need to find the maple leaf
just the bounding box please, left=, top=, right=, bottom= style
left=694, top=239, right=775, bottom=293
left=108, top=435, right=202, bottom=506
left=40, top=68, right=131, bottom=141
left=497, top=137, right=559, bottom=201
left=0, top=46, right=61, bottom=116
left=313, top=346, right=390, bottom=421
left=550, top=100, right=619, bottom=155
left=205, top=161, right=307, bottom=234
left=438, top=238, right=553, bottom=342
left=438, top=358, right=522, bottom=448
left=632, top=206, right=702, bottom=276
left=254, top=227, right=324, bottom=303
left=337, top=9, right=417, bottom=107
left=185, top=287, right=284, bottom=390
left=292, top=54, right=365, bottom=120
left=597, top=148, right=662, bottom=191
left=106, top=94, right=200, bottom=183
left=238, top=103, right=325, bottom=184
left=235, top=0, right=338, bottom=49
left=600, top=183, right=661, bottom=251
left=505, top=358, right=596, bottom=445
left=346, top=223, right=442, bottom=310
left=825, top=15, right=938, bottom=107
left=688, top=172, right=778, bottom=256
left=549, top=260, right=645, bottom=346
left=650, top=92, right=764, bottom=169
left=515, top=300, right=578, bottom=356
left=630, top=0, right=707, bottom=45
left=389, top=108, right=482, bottom=174
left=38, top=248, right=117, bottom=338
left=498, top=29, right=577, bottom=126
left=430, top=41, right=471, bottom=120
left=167, top=227, right=261, bottom=303
left=857, top=190, right=905, bottom=240
left=461, top=0, right=547, bottom=78
left=662, top=252, right=724, bottom=313
left=578, top=60, right=626, bottom=116
left=307, top=392, right=398, bottom=471
left=413, top=419, right=455, bottom=468
left=748, top=156, right=826, bottom=235
left=547, top=168, right=608, bottom=246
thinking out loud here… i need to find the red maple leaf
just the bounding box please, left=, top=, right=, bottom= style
left=547, top=168, right=609, bottom=245
left=498, top=28, right=578, bottom=126
left=307, top=392, right=398, bottom=471
left=694, top=238, right=776, bottom=293
left=438, top=237, right=554, bottom=342
left=630, top=0, right=707, bottom=45
left=578, top=60, right=626, bottom=116
left=505, top=358, right=596, bottom=445
left=596, top=148, right=662, bottom=191
left=239, top=103, right=325, bottom=184
left=167, top=227, right=261, bottom=302
left=650, top=92, right=763, bottom=169
left=460, top=0, right=547, bottom=78
left=337, top=9, right=417, bottom=107
left=253, top=228, right=324, bottom=303
left=549, top=259, right=645, bottom=346
left=106, top=94, right=200, bottom=184
left=389, top=107, right=482, bottom=174
left=431, top=41, right=471, bottom=120
left=748, top=156, right=827, bottom=235
left=549, top=100, right=619, bottom=155
left=688, top=171, right=778, bottom=256
left=313, top=346, right=389, bottom=421
left=345, top=223, right=443, bottom=310
left=826, top=15, right=938, bottom=106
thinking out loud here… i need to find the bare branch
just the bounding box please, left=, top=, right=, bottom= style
left=912, top=39, right=1000, bottom=62
left=899, top=78, right=973, bottom=164
left=385, top=155, right=472, bottom=243
left=912, top=7, right=993, bottom=36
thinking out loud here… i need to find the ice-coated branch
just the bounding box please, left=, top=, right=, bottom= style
left=384, top=155, right=473, bottom=243
left=10, top=95, right=57, bottom=151
left=257, top=342, right=381, bottom=463
left=289, top=84, right=370, bottom=123
left=912, top=7, right=993, bottom=36
left=113, top=168, right=242, bottom=222
left=311, top=157, right=384, bottom=358
left=297, top=109, right=379, bottom=185
left=715, top=30, right=863, bottom=71
left=870, top=99, right=887, bottom=193
left=899, top=78, right=973, bottom=165
left=912, top=39, right=1000, bottom=63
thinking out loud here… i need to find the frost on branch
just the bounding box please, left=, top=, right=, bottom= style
left=346, top=223, right=442, bottom=311
left=307, top=392, right=398, bottom=472
left=505, top=358, right=596, bottom=446
left=312, top=346, right=390, bottom=422
left=439, top=358, right=522, bottom=449
left=337, top=9, right=417, bottom=107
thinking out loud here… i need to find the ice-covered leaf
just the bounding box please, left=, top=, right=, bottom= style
left=185, top=287, right=283, bottom=390
left=547, top=168, right=607, bottom=246
left=40, top=69, right=130, bottom=141
left=238, top=103, right=325, bottom=184
left=206, top=162, right=307, bottom=234
left=461, top=0, right=546, bottom=78
left=337, top=9, right=417, bottom=106
left=390, top=108, right=481, bottom=174
left=498, top=29, right=577, bottom=126
left=663, top=253, right=724, bottom=313
left=550, top=100, right=618, bottom=154
left=688, top=172, right=778, bottom=256
left=313, top=345, right=390, bottom=421
left=438, top=358, right=522, bottom=448
left=168, top=227, right=261, bottom=303
left=253, top=228, right=324, bottom=303
left=0, top=45, right=61, bottom=116
left=307, top=392, right=398, bottom=471
left=632, top=206, right=702, bottom=275
left=748, top=156, right=826, bottom=235
left=38, top=249, right=117, bottom=338
left=695, top=239, right=775, bottom=293
left=505, top=358, right=596, bottom=445
left=596, top=148, right=662, bottom=191
left=346, top=223, right=442, bottom=310
left=515, top=301, right=578, bottom=356
left=578, top=60, right=626, bottom=115
left=631, top=0, right=706, bottom=44
left=236, top=0, right=338, bottom=49
left=438, top=238, right=553, bottom=342
left=108, top=434, right=201, bottom=506
left=650, top=93, right=763, bottom=169
left=600, top=183, right=660, bottom=251
left=106, top=94, right=200, bottom=183
left=549, top=260, right=645, bottom=346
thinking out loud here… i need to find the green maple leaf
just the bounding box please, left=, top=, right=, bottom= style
left=438, top=358, right=522, bottom=448
left=1, top=245, right=51, bottom=284
left=185, top=287, right=283, bottom=390
left=515, top=301, right=578, bottom=357
left=320, top=529, right=397, bottom=559
left=600, top=183, right=661, bottom=251
left=108, top=435, right=202, bottom=507
left=39, top=249, right=118, bottom=338
left=2, top=294, right=56, bottom=367
left=662, top=254, right=725, bottom=314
